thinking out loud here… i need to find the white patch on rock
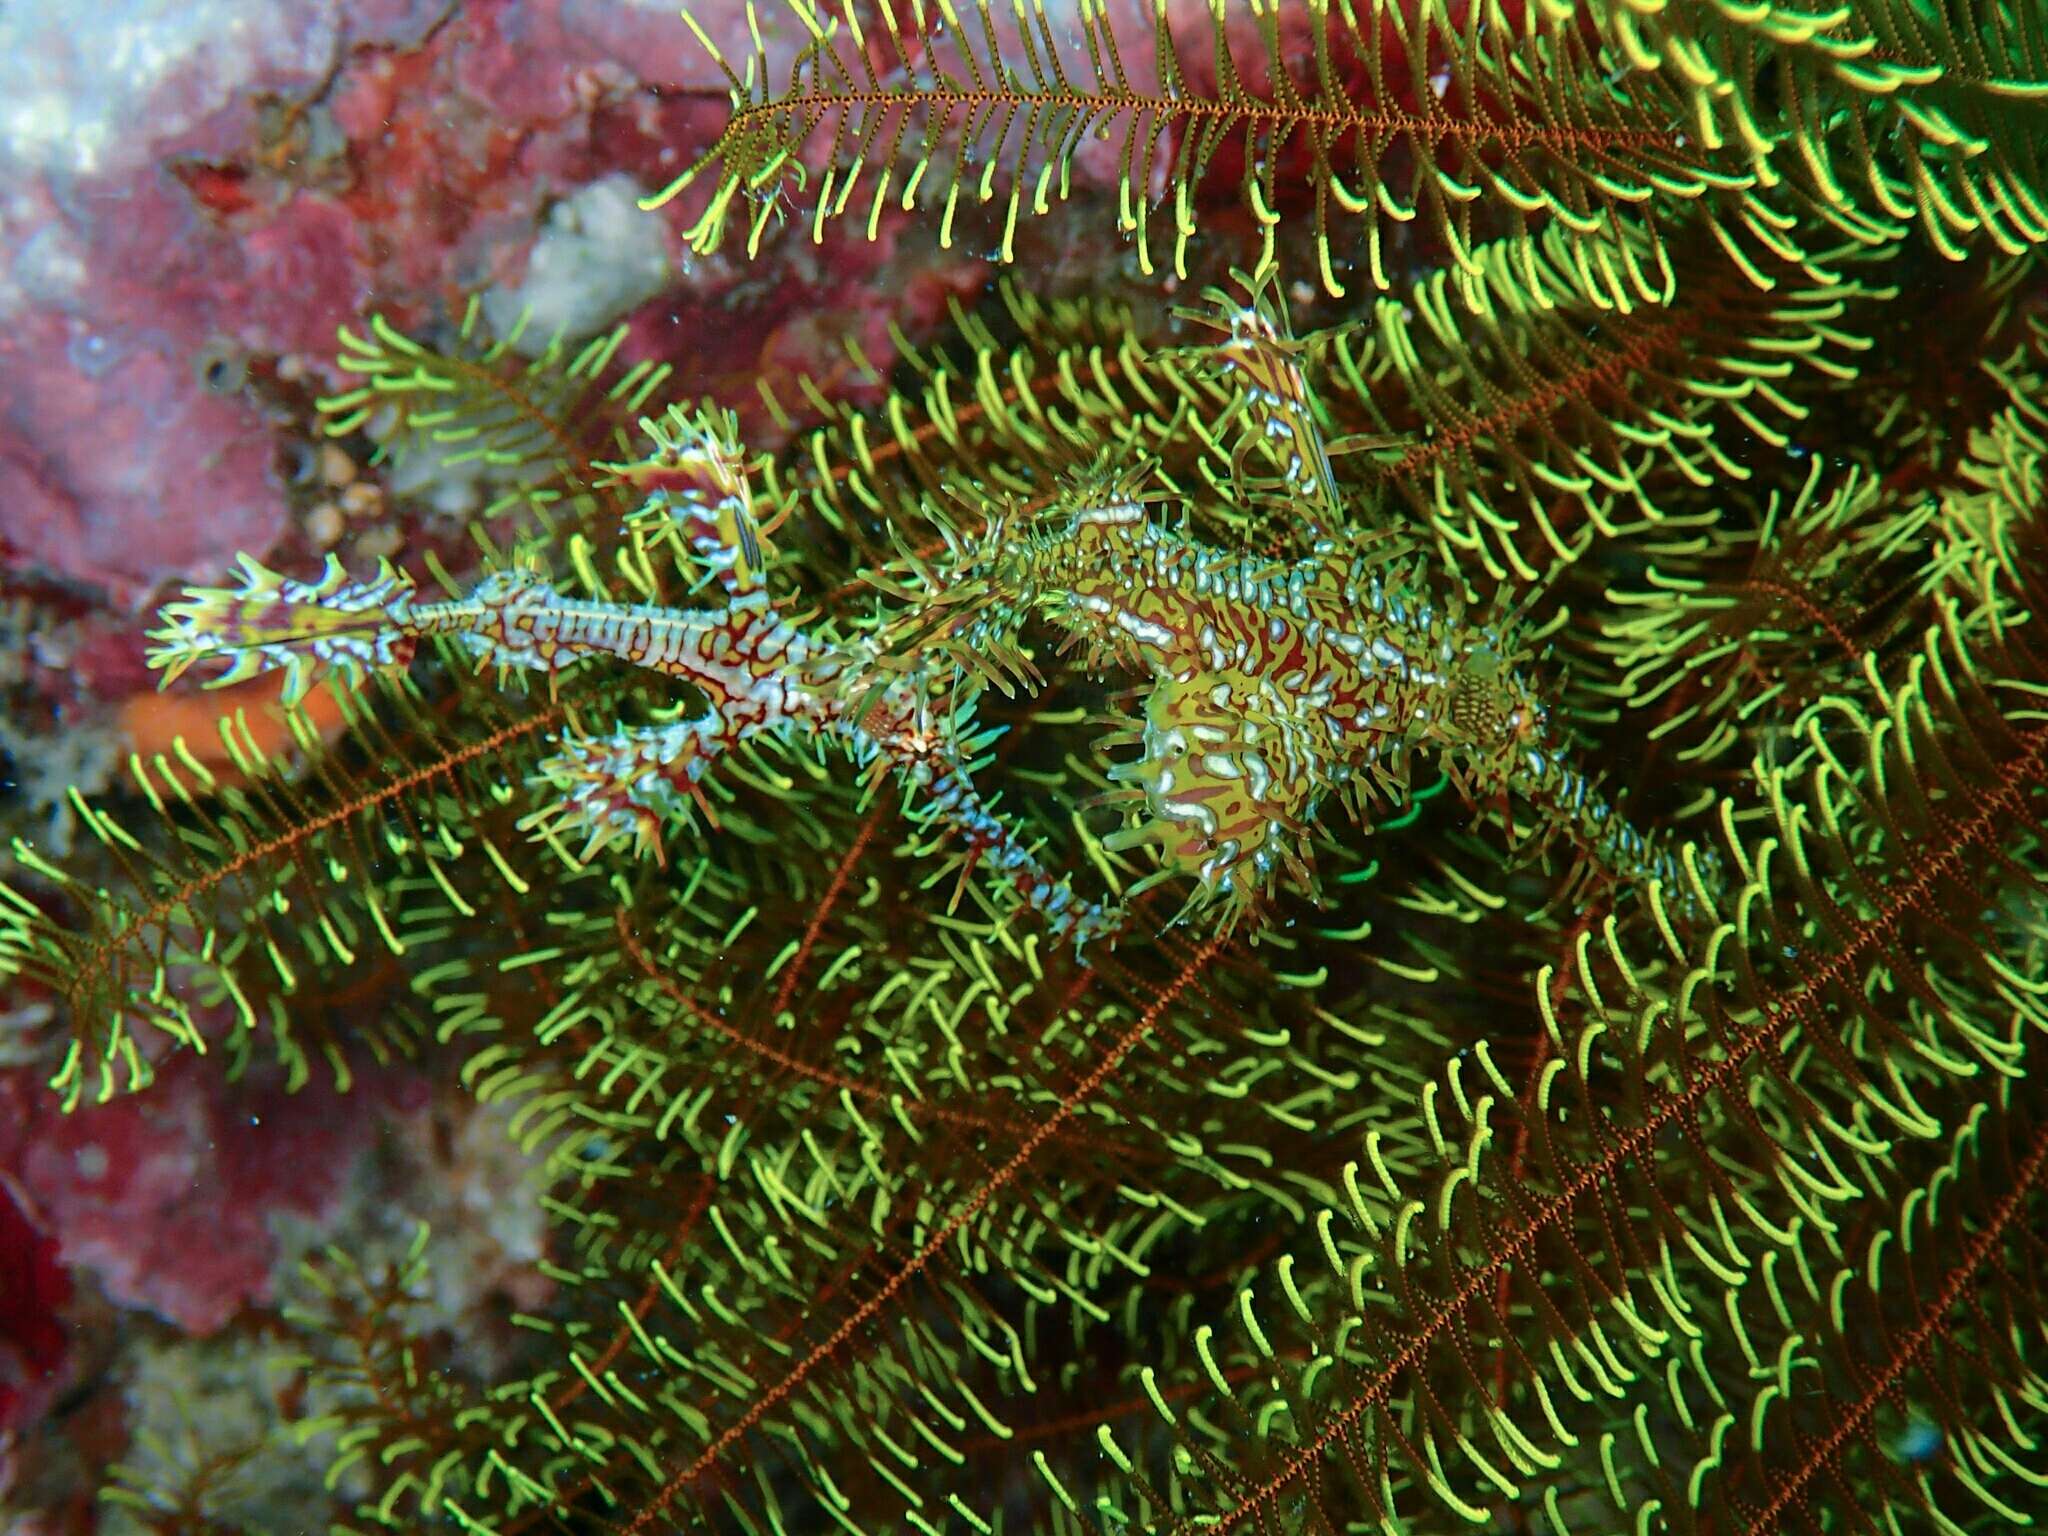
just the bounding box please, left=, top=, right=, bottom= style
left=483, top=173, right=675, bottom=354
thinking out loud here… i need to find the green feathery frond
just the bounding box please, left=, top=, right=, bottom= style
left=1593, top=460, right=1938, bottom=778
left=1317, top=215, right=1887, bottom=586
left=0, top=655, right=652, bottom=1108
left=1586, top=0, right=2048, bottom=262
left=652, top=0, right=1753, bottom=296
left=319, top=295, right=674, bottom=538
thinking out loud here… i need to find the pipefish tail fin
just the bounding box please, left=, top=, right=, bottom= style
left=145, top=552, right=420, bottom=706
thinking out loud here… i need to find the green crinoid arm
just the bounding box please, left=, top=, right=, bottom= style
left=654, top=0, right=1741, bottom=297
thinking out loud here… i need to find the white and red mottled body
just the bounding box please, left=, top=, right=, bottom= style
left=148, top=413, right=1118, bottom=947
left=957, top=500, right=1700, bottom=918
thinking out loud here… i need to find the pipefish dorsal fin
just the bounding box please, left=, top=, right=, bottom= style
left=599, top=403, right=778, bottom=592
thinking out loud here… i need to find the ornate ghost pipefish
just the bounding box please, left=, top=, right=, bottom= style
left=145, top=404, right=1120, bottom=948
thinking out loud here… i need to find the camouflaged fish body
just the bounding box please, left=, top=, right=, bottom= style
left=962, top=499, right=1702, bottom=917
left=148, top=410, right=1117, bottom=947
